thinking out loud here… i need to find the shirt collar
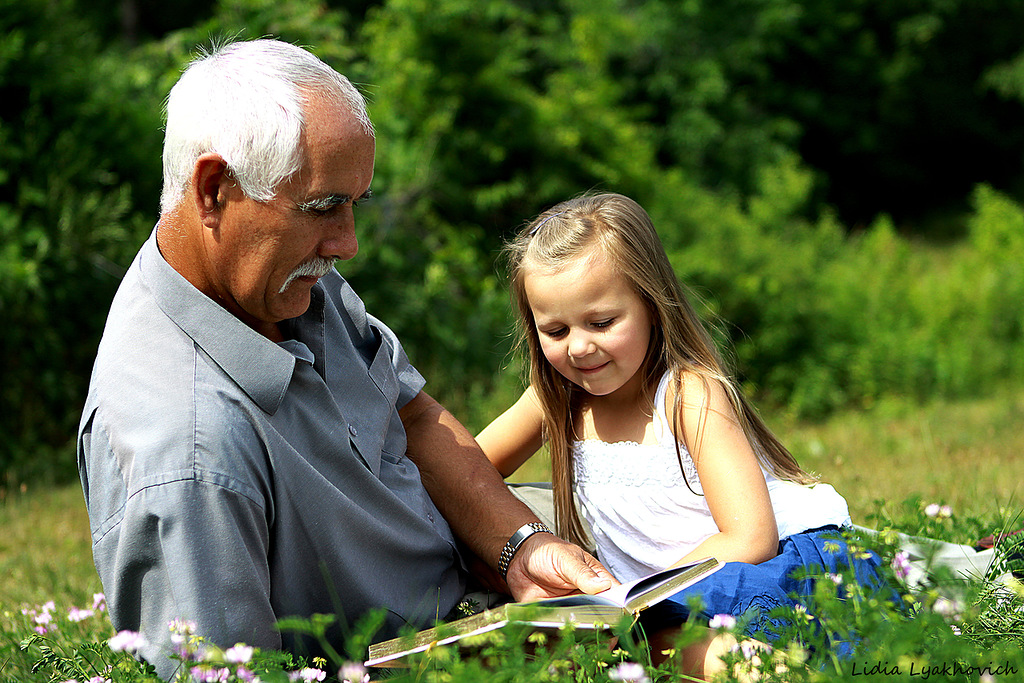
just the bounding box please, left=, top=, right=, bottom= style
left=139, top=229, right=300, bottom=415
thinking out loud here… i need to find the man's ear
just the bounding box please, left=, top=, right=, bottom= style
left=191, top=154, right=233, bottom=229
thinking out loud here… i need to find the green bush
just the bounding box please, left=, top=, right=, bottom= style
left=7, top=0, right=1024, bottom=482
left=647, top=165, right=1024, bottom=419
left=0, top=0, right=163, bottom=488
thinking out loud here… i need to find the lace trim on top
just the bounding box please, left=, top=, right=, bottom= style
left=572, top=438, right=700, bottom=490
left=571, top=370, right=700, bottom=490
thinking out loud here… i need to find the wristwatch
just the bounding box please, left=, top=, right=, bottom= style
left=498, top=522, right=552, bottom=580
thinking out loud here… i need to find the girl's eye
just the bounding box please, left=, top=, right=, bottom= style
left=592, top=319, right=614, bottom=329
left=540, top=327, right=567, bottom=339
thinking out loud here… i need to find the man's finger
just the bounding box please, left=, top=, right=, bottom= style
left=567, top=554, right=617, bottom=595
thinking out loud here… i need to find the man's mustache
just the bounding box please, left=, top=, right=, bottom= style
left=279, top=257, right=337, bottom=293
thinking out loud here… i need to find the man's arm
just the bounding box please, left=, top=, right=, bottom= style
left=398, top=391, right=616, bottom=600
left=92, top=479, right=279, bottom=679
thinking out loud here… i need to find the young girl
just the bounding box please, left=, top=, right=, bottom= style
left=477, top=193, right=887, bottom=672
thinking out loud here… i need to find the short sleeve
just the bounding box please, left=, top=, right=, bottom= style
left=96, top=476, right=279, bottom=679
left=366, top=313, right=426, bottom=408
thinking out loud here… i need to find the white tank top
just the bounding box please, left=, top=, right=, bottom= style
left=571, top=370, right=851, bottom=582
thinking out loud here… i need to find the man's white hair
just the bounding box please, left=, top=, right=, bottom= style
left=160, top=38, right=372, bottom=215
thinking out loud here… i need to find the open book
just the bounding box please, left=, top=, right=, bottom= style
left=365, top=556, right=721, bottom=667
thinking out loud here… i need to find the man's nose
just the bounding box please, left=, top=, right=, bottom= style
left=320, top=216, right=359, bottom=261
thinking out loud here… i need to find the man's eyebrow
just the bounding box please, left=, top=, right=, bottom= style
left=295, top=194, right=349, bottom=212
left=295, top=190, right=373, bottom=212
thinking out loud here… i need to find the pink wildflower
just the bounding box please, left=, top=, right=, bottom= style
left=168, top=618, right=199, bottom=659
left=339, top=662, right=370, bottom=683
left=168, top=618, right=197, bottom=636
left=891, top=549, right=911, bottom=580
left=933, top=596, right=963, bottom=619
left=608, top=661, right=651, bottom=683
left=731, top=641, right=772, bottom=660
left=191, top=666, right=230, bottom=682
left=108, top=630, right=148, bottom=653
left=709, top=614, right=737, bottom=630
left=68, top=607, right=95, bottom=622
left=225, top=644, right=254, bottom=664
left=235, top=666, right=257, bottom=682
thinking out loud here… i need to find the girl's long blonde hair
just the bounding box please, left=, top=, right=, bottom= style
left=504, top=193, right=816, bottom=548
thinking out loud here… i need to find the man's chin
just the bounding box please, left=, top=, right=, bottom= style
left=272, top=286, right=315, bottom=321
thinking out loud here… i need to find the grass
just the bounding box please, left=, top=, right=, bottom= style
left=0, top=485, right=98, bottom=608
left=779, top=385, right=1024, bottom=525
left=2, top=386, right=1023, bottom=681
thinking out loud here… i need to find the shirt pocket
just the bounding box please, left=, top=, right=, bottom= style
left=367, top=335, right=400, bottom=407
left=347, top=339, right=403, bottom=477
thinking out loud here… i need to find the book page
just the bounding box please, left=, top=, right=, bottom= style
left=596, top=557, right=721, bottom=612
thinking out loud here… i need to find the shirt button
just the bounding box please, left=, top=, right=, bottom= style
left=427, top=513, right=434, bottom=522
left=349, top=425, right=358, bottom=437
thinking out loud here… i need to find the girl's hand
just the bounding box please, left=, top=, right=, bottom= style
left=504, top=532, right=618, bottom=601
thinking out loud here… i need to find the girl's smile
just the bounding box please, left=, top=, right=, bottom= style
left=524, top=246, right=653, bottom=401
left=576, top=362, right=609, bottom=373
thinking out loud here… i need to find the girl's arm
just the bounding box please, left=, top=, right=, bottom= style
left=475, top=385, right=546, bottom=477
left=668, top=371, right=780, bottom=567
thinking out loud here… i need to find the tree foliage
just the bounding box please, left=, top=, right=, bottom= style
left=4, top=0, right=1024, bottom=486
left=0, top=0, right=163, bottom=485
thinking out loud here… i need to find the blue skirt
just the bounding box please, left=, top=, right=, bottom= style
left=639, top=526, right=890, bottom=655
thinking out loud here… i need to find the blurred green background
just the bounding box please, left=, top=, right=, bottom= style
left=4, top=0, right=1024, bottom=494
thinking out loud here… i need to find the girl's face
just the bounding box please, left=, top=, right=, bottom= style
left=524, top=246, right=653, bottom=401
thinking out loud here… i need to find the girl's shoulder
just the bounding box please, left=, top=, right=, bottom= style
left=669, top=366, right=735, bottom=409
left=662, top=366, right=720, bottom=414
left=521, top=383, right=543, bottom=408
left=662, top=366, right=741, bottom=443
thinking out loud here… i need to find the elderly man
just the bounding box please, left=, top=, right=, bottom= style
left=77, top=38, right=613, bottom=678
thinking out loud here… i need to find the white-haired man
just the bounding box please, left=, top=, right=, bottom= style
left=78, top=38, right=613, bottom=679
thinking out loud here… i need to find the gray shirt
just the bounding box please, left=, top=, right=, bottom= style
left=78, top=232, right=465, bottom=677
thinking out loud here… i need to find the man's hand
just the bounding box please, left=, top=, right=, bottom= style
left=504, top=533, right=618, bottom=601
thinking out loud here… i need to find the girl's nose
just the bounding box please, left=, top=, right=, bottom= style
left=567, top=331, right=594, bottom=359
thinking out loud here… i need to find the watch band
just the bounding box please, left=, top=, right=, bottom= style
left=498, top=522, right=552, bottom=580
